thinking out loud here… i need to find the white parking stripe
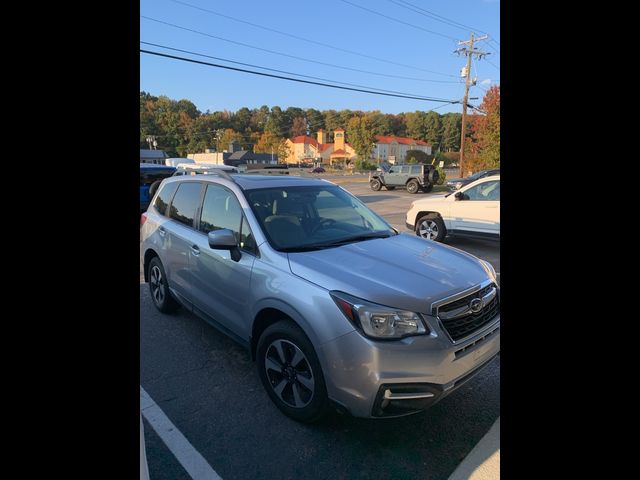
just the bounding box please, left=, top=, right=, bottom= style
left=140, top=386, right=223, bottom=480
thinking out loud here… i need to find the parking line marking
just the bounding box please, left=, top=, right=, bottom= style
left=140, top=386, right=223, bottom=480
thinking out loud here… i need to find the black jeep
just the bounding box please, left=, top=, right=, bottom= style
left=369, top=163, right=439, bottom=194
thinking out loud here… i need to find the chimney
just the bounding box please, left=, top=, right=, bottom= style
left=317, top=129, right=326, bottom=144
left=229, top=140, right=240, bottom=153
left=334, top=128, right=345, bottom=151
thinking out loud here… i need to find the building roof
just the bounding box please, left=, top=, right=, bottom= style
left=374, top=135, right=430, bottom=146
left=290, top=135, right=318, bottom=147
left=330, top=149, right=348, bottom=156
left=334, top=127, right=345, bottom=132
left=140, top=149, right=168, bottom=158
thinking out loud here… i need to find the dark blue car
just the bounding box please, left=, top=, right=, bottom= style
left=140, top=163, right=176, bottom=212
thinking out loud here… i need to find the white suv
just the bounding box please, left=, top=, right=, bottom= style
left=406, top=174, right=500, bottom=242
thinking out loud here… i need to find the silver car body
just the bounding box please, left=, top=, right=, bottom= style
left=141, top=175, right=500, bottom=418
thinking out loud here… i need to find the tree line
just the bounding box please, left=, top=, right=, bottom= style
left=140, top=85, right=499, bottom=171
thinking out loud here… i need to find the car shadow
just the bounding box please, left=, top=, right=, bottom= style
left=358, top=194, right=396, bottom=204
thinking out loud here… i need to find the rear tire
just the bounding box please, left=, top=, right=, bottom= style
left=257, top=321, right=330, bottom=423
left=406, top=179, right=420, bottom=194
left=148, top=257, right=180, bottom=313
left=370, top=179, right=382, bottom=191
left=416, top=213, right=446, bottom=242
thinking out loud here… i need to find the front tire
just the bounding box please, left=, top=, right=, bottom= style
left=148, top=257, right=180, bottom=313
left=257, top=321, right=330, bottom=423
left=370, top=179, right=382, bottom=191
left=416, top=213, right=446, bottom=242
left=406, top=179, right=420, bottom=194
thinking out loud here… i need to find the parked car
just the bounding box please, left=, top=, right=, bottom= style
left=406, top=174, right=500, bottom=242
left=140, top=163, right=176, bottom=212
left=173, top=164, right=239, bottom=176
left=141, top=175, right=499, bottom=422
left=445, top=168, right=500, bottom=191
left=369, top=163, right=439, bottom=193
left=309, top=167, right=326, bottom=173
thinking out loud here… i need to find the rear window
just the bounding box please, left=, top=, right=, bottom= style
left=410, top=165, right=422, bottom=174
left=140, top=168, right=176, bottom=186
left=152, top=182, right=178, bottom=216
left=168, top=182, right=202, bottom=228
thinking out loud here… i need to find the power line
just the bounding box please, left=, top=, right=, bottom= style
left=338, top=0, right=459, bottom=41
left=140, top=42, right=457, bottom=95
left=141, top=16, right=459, bottom=82
left=485, top=58, right=500, bottom=70
left=168, top=0, right=456, bottom=78
left=389, top=0, right=490, bottom=36
left=141, top=49, right=461, bottom=104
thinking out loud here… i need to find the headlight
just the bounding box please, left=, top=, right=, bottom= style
left=480, top=260, right=497, bottom=282
left=455, top=182, right=463, bottom=189
left=330, top=291, right=428, bottom=339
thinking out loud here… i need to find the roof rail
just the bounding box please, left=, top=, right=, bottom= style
left=210, top=169, right=236, bottom=182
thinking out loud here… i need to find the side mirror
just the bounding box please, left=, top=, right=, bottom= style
left=208, top=229, right=241, bottom=261
left=454, top=191, right=465, bottom=201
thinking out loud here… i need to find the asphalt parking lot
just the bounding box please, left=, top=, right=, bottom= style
left=140, top=177, right=500, bottom=480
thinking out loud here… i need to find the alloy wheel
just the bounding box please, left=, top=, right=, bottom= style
left=150, top=265, right=165, bottom=305
left=264, top=339, right=314, bottom=408
left=418, top=219, right=439, bottom=240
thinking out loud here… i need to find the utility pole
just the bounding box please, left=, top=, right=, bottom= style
left=455, top=33, right=489, bottom=178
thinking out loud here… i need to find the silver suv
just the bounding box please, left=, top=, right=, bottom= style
left=141, top=173, right=500, bottom=422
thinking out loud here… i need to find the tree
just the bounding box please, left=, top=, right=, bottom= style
left=424, top=111, right=442, bottom=151
left=441, top=113, right=461, bottom=152
left=216, top=128, right=244, bottom=152
left=347, top=116, right=375, bottom=161
left=467, top=85, right=500, bottom=171
left=405, top=111, right=429, bottom=141
left=254, top=131, right=290, bottom=163
left=405, top=149, right=429, bottom=164
left=363, top=110, right=391, bottom=136
left=290, top=117, right=308, bottom=137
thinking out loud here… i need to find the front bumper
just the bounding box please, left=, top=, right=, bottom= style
left=318, top=314, right=500, bottom=418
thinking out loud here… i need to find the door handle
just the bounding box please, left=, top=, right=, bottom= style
left=158, top=226, right=166, bottom=237
left=190, top=245, right=200, bottom=256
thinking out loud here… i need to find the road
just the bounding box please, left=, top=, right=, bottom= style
left=140, top=177, right=500, bottom=480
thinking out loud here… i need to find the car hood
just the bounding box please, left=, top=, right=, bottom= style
left=446, top=178, right=465, bottom=184
left=287, top=233, right=491, bottom=314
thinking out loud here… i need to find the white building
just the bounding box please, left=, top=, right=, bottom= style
left=372, top=135, right=432, bottom=164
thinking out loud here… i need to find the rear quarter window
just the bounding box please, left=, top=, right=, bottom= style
left=168, top=182, right=203, bottom=228
left=152, top=182, right=178, bottom=216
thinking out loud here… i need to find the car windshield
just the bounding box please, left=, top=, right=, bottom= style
left=246, top=185, right=396, bottom=252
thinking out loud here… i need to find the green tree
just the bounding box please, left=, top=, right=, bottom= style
left=441, top=113, right=461, bottom=152
left=424, top=111, right=442, bottom=151
left=216, top=128, right=244, bottom=152
left=347, top=116, right=375, bottom=161
left=290, top=116, right=308, bottom=137
left=254, top=131, right=290, bottom=163
left=405, top=111, right=429, bottom=141
left=405, top=149, right=429, bottom=163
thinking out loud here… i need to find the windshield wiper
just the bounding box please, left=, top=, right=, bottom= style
left=280, top=231, right=395, bottom=253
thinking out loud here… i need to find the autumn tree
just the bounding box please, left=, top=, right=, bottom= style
left=254, top=131, right=290, bottom=163
left=467, top=85, right=500, bottom=171
left=347, top=116, right=375, bottom=161
left=216, top=128, right=244, bottom=152
left=424, top=111, right=442, bottom=151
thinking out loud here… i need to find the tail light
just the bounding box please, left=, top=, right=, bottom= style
left=140, top=213, right=147, bottom=226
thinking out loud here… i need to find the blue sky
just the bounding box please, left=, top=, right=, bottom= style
left=140, top=0, right=499, bottom=115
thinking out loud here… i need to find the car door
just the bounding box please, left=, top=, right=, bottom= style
left=450, top=179, right=500, bottom=235
left=163, top=181, right=205, bottom=302
left=189, top=183, right=258, bottom=338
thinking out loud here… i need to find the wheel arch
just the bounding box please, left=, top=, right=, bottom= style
left=143, top=248, right=159, bottom=283
left=250, top=301, right=320, bottom=361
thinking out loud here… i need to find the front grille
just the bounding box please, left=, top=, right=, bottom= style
left=438, top=284, right=499, bottom=342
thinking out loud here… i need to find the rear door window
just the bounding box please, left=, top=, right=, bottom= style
left=168, top=182, right=203, bottom=228
left=410, top=165, right=422, bottom=175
